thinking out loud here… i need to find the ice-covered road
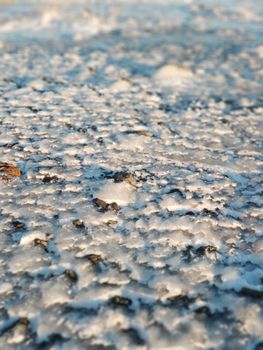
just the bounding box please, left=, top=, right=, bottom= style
left=0, top=1, right=263, bottom=349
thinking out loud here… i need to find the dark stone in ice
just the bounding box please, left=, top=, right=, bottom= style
left=42, top=174, right=59, bottom=183
left=195, top=245, right=218, bottom=256
left=108, top=202, right=120, bottom=212
left=112, top=171, right=137, bottom=186
left=194, top=305, right=212, bottom=317
left=202, top=208, right=220, bottom=218
left=93, top=198, right=120, bottom=212
left=113, top=171, right=130, bottom=183
left=12, top=221, right=26, bottom=229
left=167, top=294, right=194, bottom=308
left=85, top=254, right=104, bottom=265
left=111, top=295, right=132, bottom=307
left=64, top=269, right=78, bottom=283
left=72, top=219, right=85, bottom=229
left=33, top=238, right=48, bottom=252
left=93, top=198, right=108, bottom=211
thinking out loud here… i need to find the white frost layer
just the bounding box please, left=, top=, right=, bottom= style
left=154, top=64, right=193, bottom=86
left=0, top=0, right=262, bottom=349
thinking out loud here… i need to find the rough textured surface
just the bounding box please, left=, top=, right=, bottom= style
left=0, top=1, right=262, bottom=349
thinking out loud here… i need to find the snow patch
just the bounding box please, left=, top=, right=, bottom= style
left=95, top=180, right=136, bottom=206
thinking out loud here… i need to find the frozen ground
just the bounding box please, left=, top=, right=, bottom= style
left=0, top=0, right=262, bottom=349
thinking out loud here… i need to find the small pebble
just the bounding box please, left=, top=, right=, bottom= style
left=72, top=219, right=85, bottom=229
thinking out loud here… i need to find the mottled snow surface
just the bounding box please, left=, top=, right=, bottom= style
left=0, top=0, right=263, bottom=349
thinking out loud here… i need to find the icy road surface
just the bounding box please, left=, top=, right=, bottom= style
left=0, top=0, right=263, bottom=349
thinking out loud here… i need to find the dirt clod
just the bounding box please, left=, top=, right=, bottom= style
left=0, top=162, right=21, bottom=180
